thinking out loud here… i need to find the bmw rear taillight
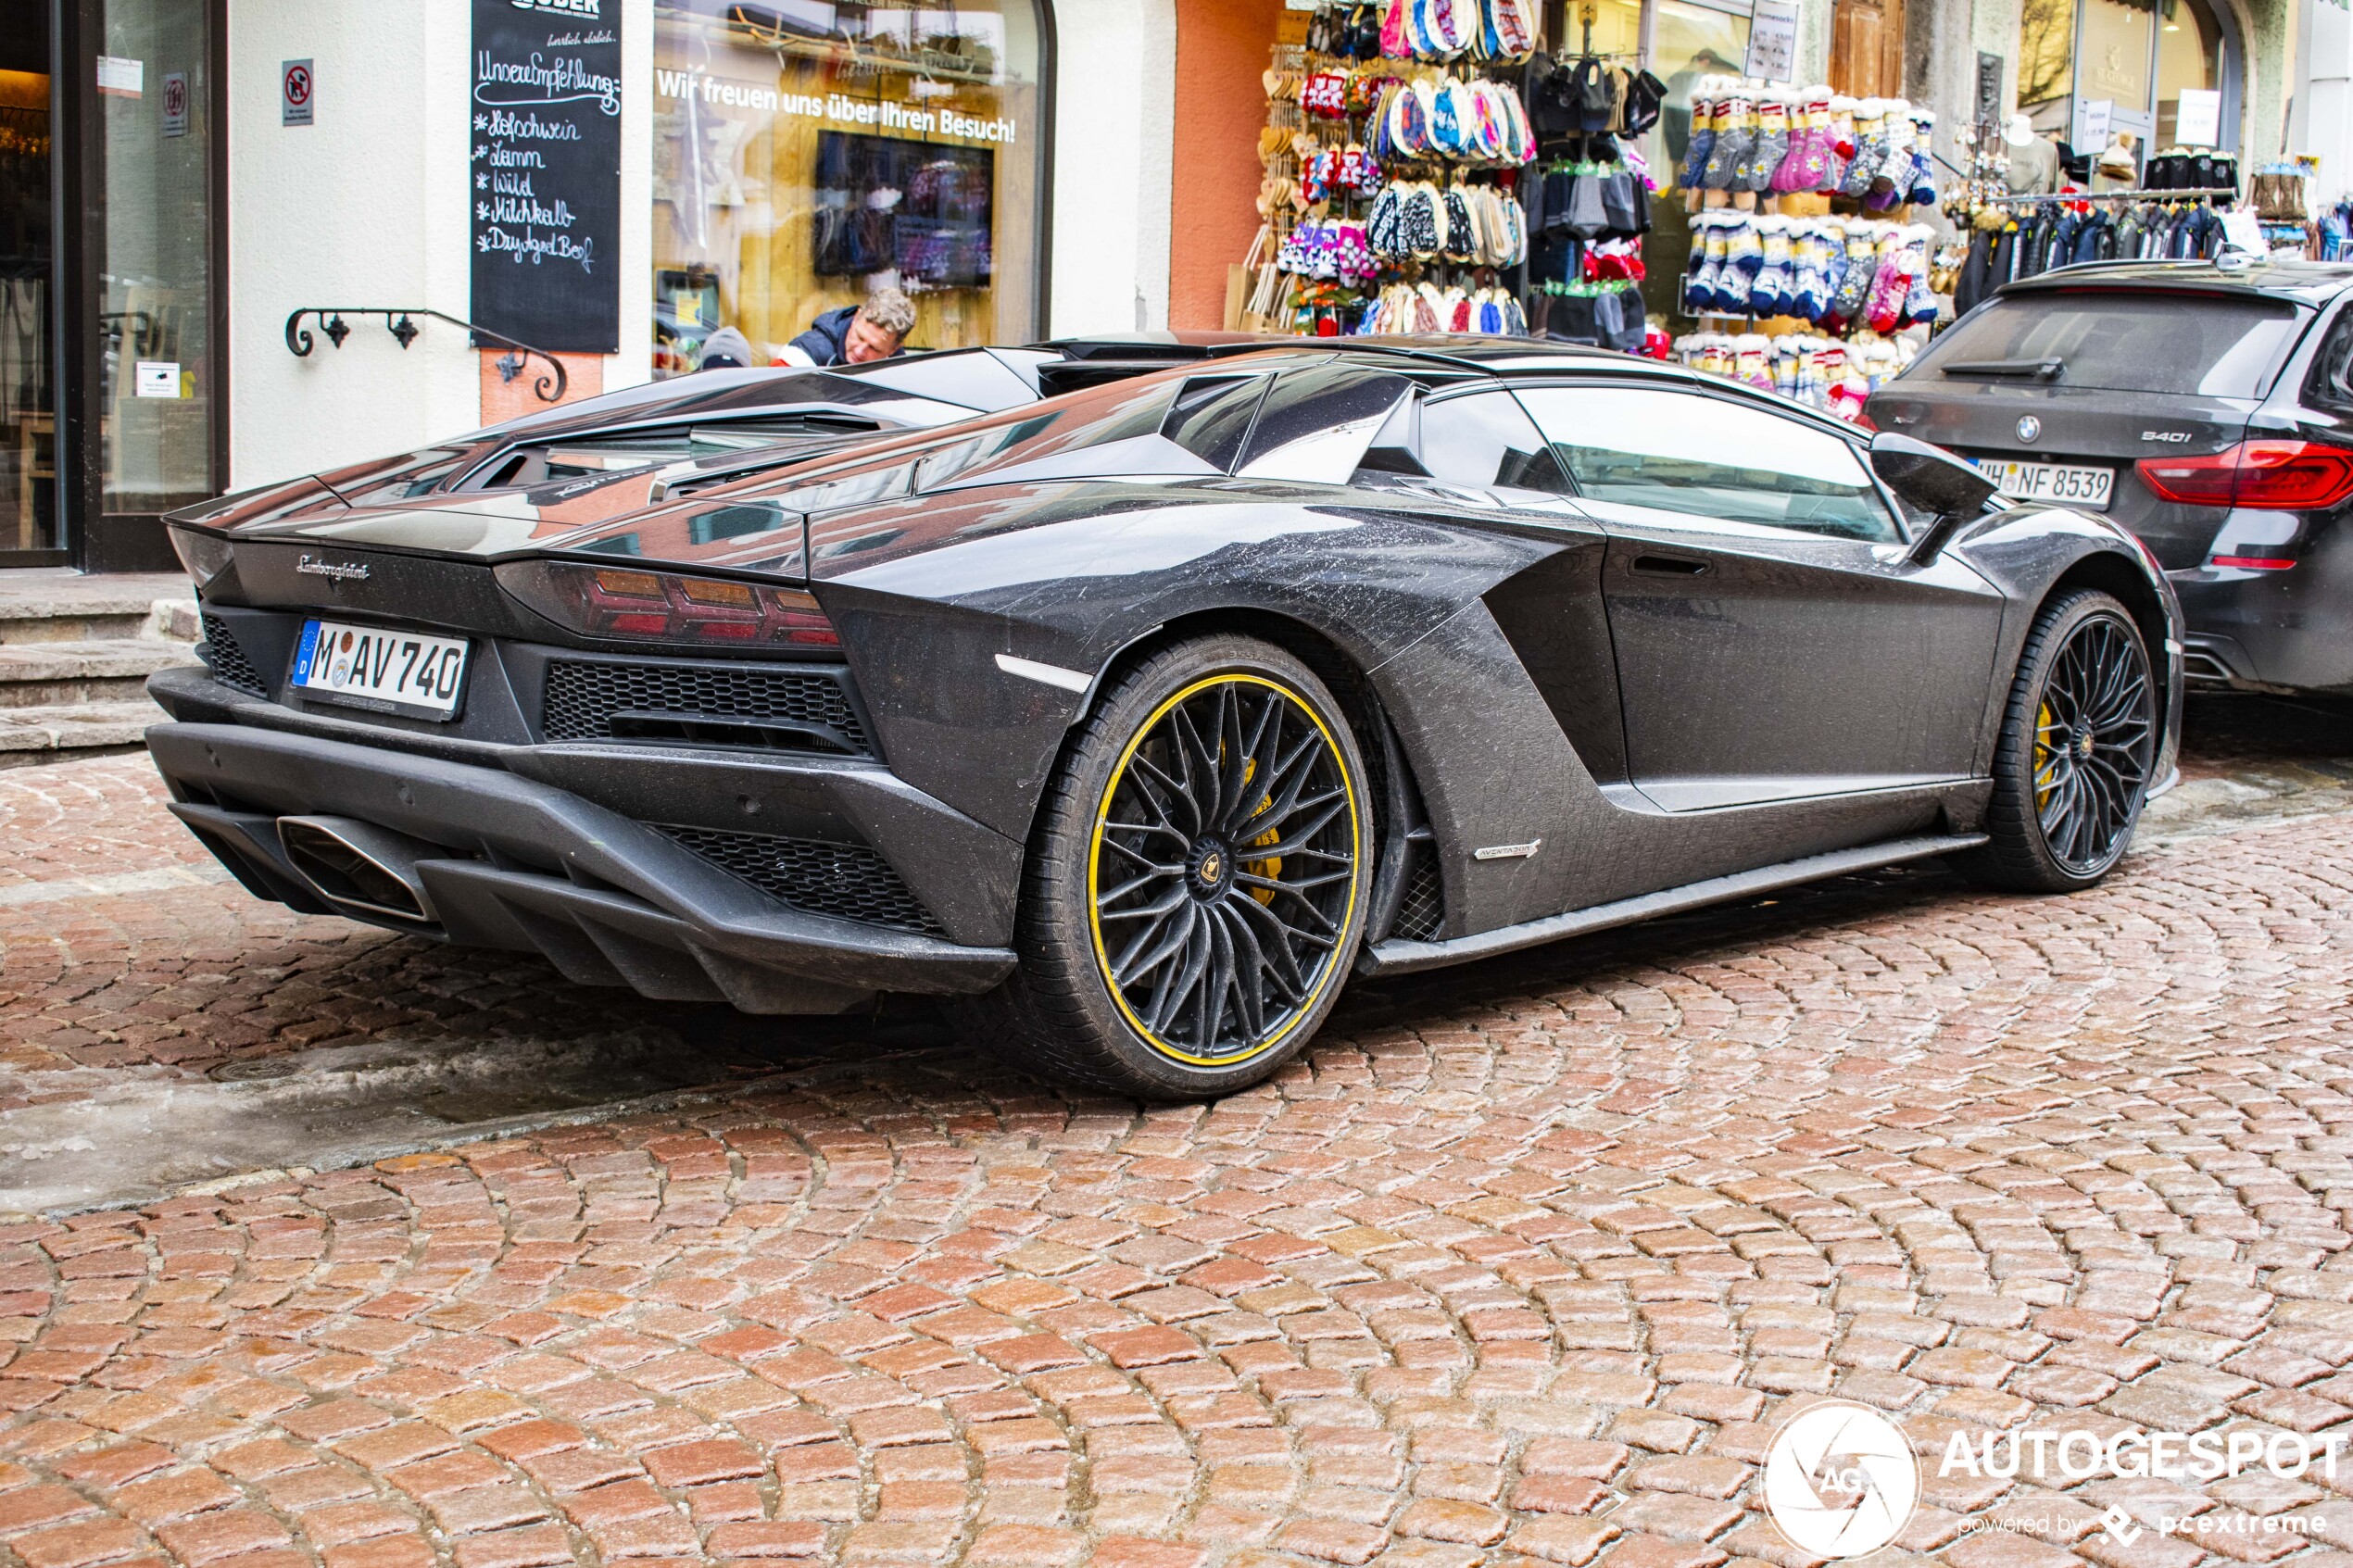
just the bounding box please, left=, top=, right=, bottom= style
left=2135, top=440, right=2353, bottom=510
left=497, top=560, right=840, bottom=648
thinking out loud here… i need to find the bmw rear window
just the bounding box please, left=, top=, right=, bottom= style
left=1919, top=293, right=2305, bottom=398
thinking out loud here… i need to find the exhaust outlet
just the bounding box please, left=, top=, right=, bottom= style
left=277, top=816, right=436, bottom=923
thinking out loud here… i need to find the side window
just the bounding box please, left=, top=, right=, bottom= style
left=1514, top=384, right=1900, bottom=544
left=1160, top=375, right=1271, bottom=472
left=1418, top=391, right=1572, bottom=497
left=2306, top=309, right=2353, bottom=414
left=1236, top=362, right=1416, bottom=483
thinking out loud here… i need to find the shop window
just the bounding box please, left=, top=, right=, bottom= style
left=652, top=1, right=1048, bottom=376
left=2156, top=0, right=2225, bottom=148
left=1642, top=0, right=1753, bottom=336
left=2018, top=0, right=2076, bottom=114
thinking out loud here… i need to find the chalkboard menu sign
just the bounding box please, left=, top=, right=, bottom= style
left=471, top=0, right=622, bottom=354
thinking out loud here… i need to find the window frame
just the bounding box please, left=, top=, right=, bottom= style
left=1499, top=371, right=1914, bottom=546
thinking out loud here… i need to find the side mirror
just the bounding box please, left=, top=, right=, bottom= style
left=1870, top=432, right=1997, bottom=562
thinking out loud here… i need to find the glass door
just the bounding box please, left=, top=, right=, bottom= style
left=60, top=0, right=217, bottom=571
left=0, top=0, right=57, bottom=562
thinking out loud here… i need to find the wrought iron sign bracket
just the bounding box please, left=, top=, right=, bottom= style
left=283, top=307, right=570, bottom=402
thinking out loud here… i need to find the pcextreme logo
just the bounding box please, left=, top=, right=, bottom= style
left=1763, top=1403, right=1919, bottom=1559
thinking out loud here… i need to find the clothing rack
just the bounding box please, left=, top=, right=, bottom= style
left=1983, top=186, right=2238, bottom=206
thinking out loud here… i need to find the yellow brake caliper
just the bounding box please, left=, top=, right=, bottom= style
left=2034, top=700, right=2059, bottom=809
left=1237, top=757, right=1281, bottom=905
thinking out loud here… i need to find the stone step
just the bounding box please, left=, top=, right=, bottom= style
left=0, top=639, right=202, bottom=708
left=0, top=698, right=164, bottom=769
left=0, top=571, right=197, bottom=644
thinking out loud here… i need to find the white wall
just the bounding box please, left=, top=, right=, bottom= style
left=2296, top=0, right=2352, bottom=206
left=227, top=0, right=652, bottom=491
left=226, top=0, right=477, bottom=489
left=1046, top=0, right=1176, bottom=336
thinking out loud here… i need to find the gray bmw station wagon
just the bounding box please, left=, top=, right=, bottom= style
left=1869, top=259, right=2353, bottom=696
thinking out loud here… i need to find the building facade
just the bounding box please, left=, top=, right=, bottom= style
left=0, top=0, right=2316, bottom=574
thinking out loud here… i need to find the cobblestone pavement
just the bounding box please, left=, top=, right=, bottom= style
left=0, top=706, right=2351, bottom=1567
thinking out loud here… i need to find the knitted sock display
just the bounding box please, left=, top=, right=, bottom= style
left=1783, top=92, right=1836, bottom=191
left=1864, top=228, right=1912, bottom=332
left=1841, top=100, right=1885, bottom=198
left=1868, top=102, right=1912, bottom=208
left=1824, top=221, right=1879, bottom=330
left=1826, top=96, right=1856, bottom=190
left=1743, top=94, right=1791, bottom=193
left=1680, top=83, right=1718, bottom=190
left=1702, top=93, right=1754, bottom=189
left=1906, top=109, right=1938, bottom=206
left=1749, top=217, right=1793, bottom=318
left=1716, top=215, right=1762, bottom=314
left=1733, top=332, right=1773, bottom=391
left=1685, top=216, right=1724, bottom=313
left=1901, top=227, right=1938, bottom=323
left=1791, top=221, right=1831, bottom=320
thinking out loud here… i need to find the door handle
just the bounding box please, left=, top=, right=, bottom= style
left=1631, top=554, right=1709, bottom=576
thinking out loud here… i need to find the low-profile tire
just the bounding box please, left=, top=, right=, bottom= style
left=1963, top=588, right=2157, bottom=893
left=965, top=633, right=1374, bottom=1098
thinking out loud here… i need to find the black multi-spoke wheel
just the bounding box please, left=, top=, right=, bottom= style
left=1969, top=590, right=2157, bottom=892
left=963, top=635, right=1371, bottom=1098
left=1090, top=674, right=1360, bottom=1065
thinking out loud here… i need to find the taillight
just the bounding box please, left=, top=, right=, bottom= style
left=1850, top=410, right=1879, bottom=433
left=2135, top=440, right=2353, bottom=510
left=497, top=560, right=840, bottom=648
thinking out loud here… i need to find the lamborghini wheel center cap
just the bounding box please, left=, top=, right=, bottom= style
left=1189, top=841, right=1231, bottom=897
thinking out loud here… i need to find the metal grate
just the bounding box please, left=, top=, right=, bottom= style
left=199, top=614, right=270, bottom=696
left=1393, top=854, right=1444, bottom=943
left=658, top=825, right=941, bottom=935
left=542, top=659, right=867, bottom=754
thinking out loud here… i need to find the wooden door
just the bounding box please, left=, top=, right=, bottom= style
left=1830, top=0, right=1906, bottom=98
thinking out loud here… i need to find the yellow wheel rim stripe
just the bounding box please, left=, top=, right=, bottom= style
left=1085, top=673, right=1362, bottom=1069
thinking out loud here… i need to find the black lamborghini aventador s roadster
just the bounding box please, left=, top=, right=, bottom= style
left=150, top=338, right=2183, bottom=1098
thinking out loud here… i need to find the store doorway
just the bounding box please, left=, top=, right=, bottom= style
left=63, top=0, right=220, bottom=571
left=0, top=0, right=57, bottom=564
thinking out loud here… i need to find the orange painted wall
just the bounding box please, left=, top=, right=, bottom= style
left=1170, top=0, right=1289, bottom=331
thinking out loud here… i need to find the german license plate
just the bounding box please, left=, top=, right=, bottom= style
left=290, top=620, right=469, bottom=721
left=1973, top=458, right=2114, bottom=509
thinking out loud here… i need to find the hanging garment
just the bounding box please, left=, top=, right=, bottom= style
left=1953, top=228, right=1993, bottom=318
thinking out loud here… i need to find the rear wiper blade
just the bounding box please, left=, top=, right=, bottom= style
left=1941, top=357, right=2064, bottom=381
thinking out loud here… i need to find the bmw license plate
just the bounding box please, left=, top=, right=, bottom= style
left=290, top=620, right=470, bottom=721
left=1972, top=458, right=2114, bottom=509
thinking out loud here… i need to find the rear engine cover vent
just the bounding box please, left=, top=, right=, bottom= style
left=658, top=826, right=942, bottom=935
left=543, top=660, right=868, bottom=754
left=199, top=614, right=270, bottom=696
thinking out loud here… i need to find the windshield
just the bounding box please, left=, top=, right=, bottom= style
left=1918, top=292, right=2306, bottom=398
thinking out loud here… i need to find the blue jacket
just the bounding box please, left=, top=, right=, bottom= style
left=789, top=306, right=860, bottom=368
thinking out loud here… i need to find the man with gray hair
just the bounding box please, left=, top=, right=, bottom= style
left=780, top=286, right=917, bottom=368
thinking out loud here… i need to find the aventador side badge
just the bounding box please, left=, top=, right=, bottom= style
left=1474, top=840, right=1542, bottom=860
